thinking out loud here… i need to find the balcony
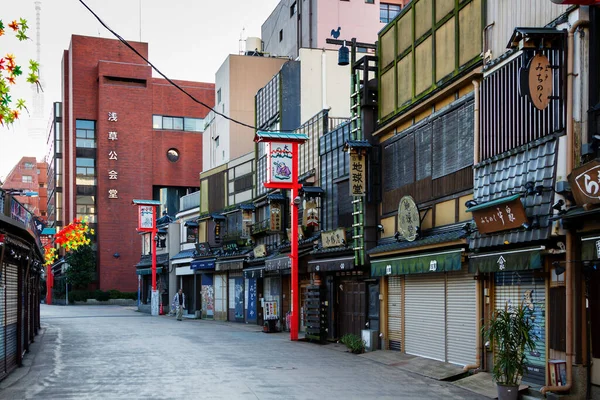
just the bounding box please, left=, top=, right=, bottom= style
left=250, top=219, right=271, bottom=236
left=180, top=191, right=200, bottom=212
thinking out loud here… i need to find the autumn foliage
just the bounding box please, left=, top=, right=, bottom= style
left=44, top=218, right=95, bottom=267
left=0, top=17, right=41, bottom=125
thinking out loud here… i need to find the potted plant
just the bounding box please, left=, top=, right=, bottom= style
left=483, top=302, right=536, bottom=400
left=340, top=333, right=366, bottom=354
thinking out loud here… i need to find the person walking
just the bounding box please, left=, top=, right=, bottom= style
left=173, top=289, right=185, bottom=321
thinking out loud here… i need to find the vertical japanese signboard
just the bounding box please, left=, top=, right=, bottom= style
left=350, top=151, right=366, bottom=196
left=268, top=142, right=293, bottom=184
left=527, top=54, right=553, bottom=111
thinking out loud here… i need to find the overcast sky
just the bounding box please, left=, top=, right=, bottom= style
left=0, top=0, right=280, bottom=180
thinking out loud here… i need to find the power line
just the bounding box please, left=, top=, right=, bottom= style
left=78, top=0, right=268, bottom=132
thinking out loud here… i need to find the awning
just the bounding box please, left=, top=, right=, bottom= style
left=135, top=253, right=169, bottom=268
left=216, top=259, right=244, bottom=271
left=136, top=267, right=164, bottom=275
left=243, top=266, right=265, bottom=279
left=265, top=255, right=291, bottom=271
left=371, top=249, right=464, bottom=277
left=301, top=186, right=325, bottom=198
left=582, top=235, right=600, bottom=261
left=469, top=246, right=544, bottom=273
left=184, top=220, right=198, bottom=227
left=307, top=256, right=354, bottom=272
left=191, top=258, right=216, bottom=270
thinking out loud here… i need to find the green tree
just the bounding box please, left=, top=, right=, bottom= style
left=65, top=245, right=96, bottom=290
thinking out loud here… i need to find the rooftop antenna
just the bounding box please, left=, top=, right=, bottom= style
left=239, top=27, right=246, bottom=55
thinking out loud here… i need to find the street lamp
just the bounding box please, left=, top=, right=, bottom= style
left=132, top=199, right=161, bottom=316
left=254, top=131, right=308, bottom=341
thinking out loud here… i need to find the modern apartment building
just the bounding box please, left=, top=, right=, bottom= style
left=1, top=156, right=48, bottom=221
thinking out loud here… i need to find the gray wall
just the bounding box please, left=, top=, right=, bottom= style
left=262, top=0, right=316, bottom=59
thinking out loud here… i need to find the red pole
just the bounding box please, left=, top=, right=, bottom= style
left=46, top=265, right=53, bottom=305
left=290, top=142, right=299, bottom=341
left=151, top=205, right=157, bottom=291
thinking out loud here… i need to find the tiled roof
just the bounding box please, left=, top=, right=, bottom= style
left=368, top=225, right=468, bottom=256
left=254, top=131, right=309, bottom=142
left=171, top=249, right=196, bottom=260
left=470, top=136, right=557, bottom=249
left=238, top=203, right=256, bottom=211
left=136, top=253, right=169, bottom=268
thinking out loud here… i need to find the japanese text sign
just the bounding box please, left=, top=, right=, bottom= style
left=350, top=151, right=366, bottom=196
left=471, top=198, right=528, bottom=234
left=528, top=54, right=553, bottom=111
left=267, top=142, right=294, bottom=184
left=568, top=160, right=600, bottom=205
left=138, top=205, right=155, bottom=231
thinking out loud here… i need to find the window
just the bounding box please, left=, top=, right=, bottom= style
left=279, top=29, right=283, bottom=42
left=215, top=136, right=220, bottom=147
left=22, top=175, right=33, bottom=183
left=217, top=88, right=221, bottom=104
left=24, top=162, right=34, bottom=169
left=366, top=0, right=374, bottom=3
left=76, top=158, right=96, bottom=186
left=75, top=119, right=96, bottom=148
left=186, top=226, right=198, bottom=243
left=380, top=3, right=401, bottom=23
left=290, top=2, right=296, bottom=17
left=76, top=195, right=96, bottom=223
left=153, top=115, right=204, bottom=132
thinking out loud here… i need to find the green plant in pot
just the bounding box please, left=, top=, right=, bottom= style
left=340, top=333, right=366, bottom=354
left=483, top=302, right=536, bottom=400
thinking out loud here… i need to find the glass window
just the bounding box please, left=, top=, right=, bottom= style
left=380, top=3, right=402, bottom=23
left=184, top=118, right=204, bottom=132
left=76, top=158, right=96, bottom=185
left=24, top=162, right=35, bottom=169
left=163, top=117, right=173, bottom=130
left=76, top=120, right=95, bottom=129
left=153, top=115, right=162, bottom=129
left=22, top=175, right=33, bottom=183
left=217, top=89, right=221, bottom=104
left=290, top=2, right=296, bottom=17
left=75, top=119, right=96, bottom=148
left=172, top=117, right=184, bottom=131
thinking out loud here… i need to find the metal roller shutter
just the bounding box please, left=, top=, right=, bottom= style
left=387, top=277, right=402, bottom=351
left=446, top=270, right=477, bottom=366
left=5, top=263, right=18, bottom=373
left=495, top=271, right=546, bottom=385
left=214, top=274, right=227, bottom=321
left=404, top=274, right=446, bottom=361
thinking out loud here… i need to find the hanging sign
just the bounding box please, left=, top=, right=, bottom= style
left=268, top=142, right=294, bottom=184
left=253, top=244, right=267, bottom=258
left=397, top=196, right=420, bottom=242
left=568, top=160, right=600, bottom=205
left=321, top=228, right=346, bottom=248
left=270, top=203, right=282, bottom=231
left=471, top=197, right=528, bottom=234
left=350, top=151, right=366, bottom=197
left=527, top=54, right=553, bottom=111
left=303, top=200, right=319, bottom=228
left=138, top=205, right=155, bottom=231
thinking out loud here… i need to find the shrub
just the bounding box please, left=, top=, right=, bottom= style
left=108, top=289, right=121, bottom=299
left=340, top=333, right=366, bottom=354
left=69, top=290, right=91, bottom=302
left=94, top=290, right=110, bottom=302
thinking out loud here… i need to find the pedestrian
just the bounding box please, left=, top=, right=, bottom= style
left=173, top=289, right=185, bottom=321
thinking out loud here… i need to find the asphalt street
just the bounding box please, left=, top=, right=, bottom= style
left=0, top=305, right=487, bottom=400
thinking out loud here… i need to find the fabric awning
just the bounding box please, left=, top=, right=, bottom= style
left=468, top=246, right=543, bottom=273
left=371, top=249, right=464, bottom=277
left=582, top=235, right=600, bottom=261
left=136, top=267, right=164, bottom=275
left=216, top=259, right=244, bottom=271
left=243, top=266, right=265, bottom=279
left=307, top=256, right=354, bottom=272
left=191, top=258, right=216, bottom=270
left=265, top=255, right=291, bottom=271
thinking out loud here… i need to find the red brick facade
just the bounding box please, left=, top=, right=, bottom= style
left=61, top=35, right=214, bottom=291
left=1, top=157, right=48, bottom=221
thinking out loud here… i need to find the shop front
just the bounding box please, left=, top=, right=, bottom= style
left=216, top=258, right=245, bottom=323
left=243, top=265, right=264, bottom=325
left=371, top=246, right=476, bottom=366
left=190, top=257, right=216, bottom=319
left=136, top=253, right=169, bottom=311
left=264, top=254, right=289, bottom=331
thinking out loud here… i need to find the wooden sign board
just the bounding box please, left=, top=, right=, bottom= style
left=253, top=244, right=267, bottom=258
left=528, top=54, right=553, bottom=111
left=472, top=198, right=528, bottom=234
left=350, top=152, right=366, bottom=197
left=321, top=228, right=346, bottom=248
left=568, top=160, right=600, bottom=205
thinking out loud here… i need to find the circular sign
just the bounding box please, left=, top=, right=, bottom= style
left=397, top=195, right=420, bottom=242
left=527, top=54, right=553, bottom=111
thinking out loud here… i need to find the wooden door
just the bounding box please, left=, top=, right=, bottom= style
left=339, top=280, right=366, bottom=337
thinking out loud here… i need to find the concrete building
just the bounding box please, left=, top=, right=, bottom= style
left=202, top=51, right=288, bottom=171
left=261, top=0, right=408, bottom=59
left=54, top=35, right=214, bottom=292
left=1, top=156, right=48, bottom=222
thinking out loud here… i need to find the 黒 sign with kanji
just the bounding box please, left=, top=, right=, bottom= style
left=527, top=54, right=553, bottom=111
left=350, top=151, right=366, bottom=196
left=568, top=159, right=600, bottom=205
left=472, top=197, right=528, bottom=234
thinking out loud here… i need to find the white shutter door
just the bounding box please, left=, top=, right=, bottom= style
left=446, top=270, right=477, bottom=366
left=387, top=277, right=402, bottom=351
left=404, top=274, right=446, bottom=361
left=214, top=274, right=227, bottom=321
left=494, top=271, right=546, bottom=385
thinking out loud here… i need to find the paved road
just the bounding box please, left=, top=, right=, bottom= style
left=0, top=305, right=486, bottom=400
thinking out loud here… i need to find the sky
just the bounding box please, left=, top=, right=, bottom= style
left=0, top=0, right=280, bottom=181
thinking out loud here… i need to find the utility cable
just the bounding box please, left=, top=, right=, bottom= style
left=78, top=0, right=271, bottom=132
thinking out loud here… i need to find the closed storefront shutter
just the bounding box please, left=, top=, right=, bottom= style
left=5, top=263, right=19, bottom=373
left=446, top=270, right=477, bottom=366
left=495, top=271, right=546, bottom=385
left=404, top=274, right=446, bottom=361
left=228, top=271, right=244, bottom=322
left=388, top=277, right=402, bottom=351
left=214, top=274, right=227, bottom=321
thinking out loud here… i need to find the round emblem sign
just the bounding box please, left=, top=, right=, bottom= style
left=397, top=195, right=420, bottom=242
left=527, top=53, right=553, bottom=111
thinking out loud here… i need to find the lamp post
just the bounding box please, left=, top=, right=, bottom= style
left=254, top=131, right=308, bottom=341
left=132, top=199, right=161, bottom=316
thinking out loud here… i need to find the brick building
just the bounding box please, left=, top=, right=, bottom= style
left=1, top=156, right=48, bottom=221
left=52, top=35, right=214, bottom=292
